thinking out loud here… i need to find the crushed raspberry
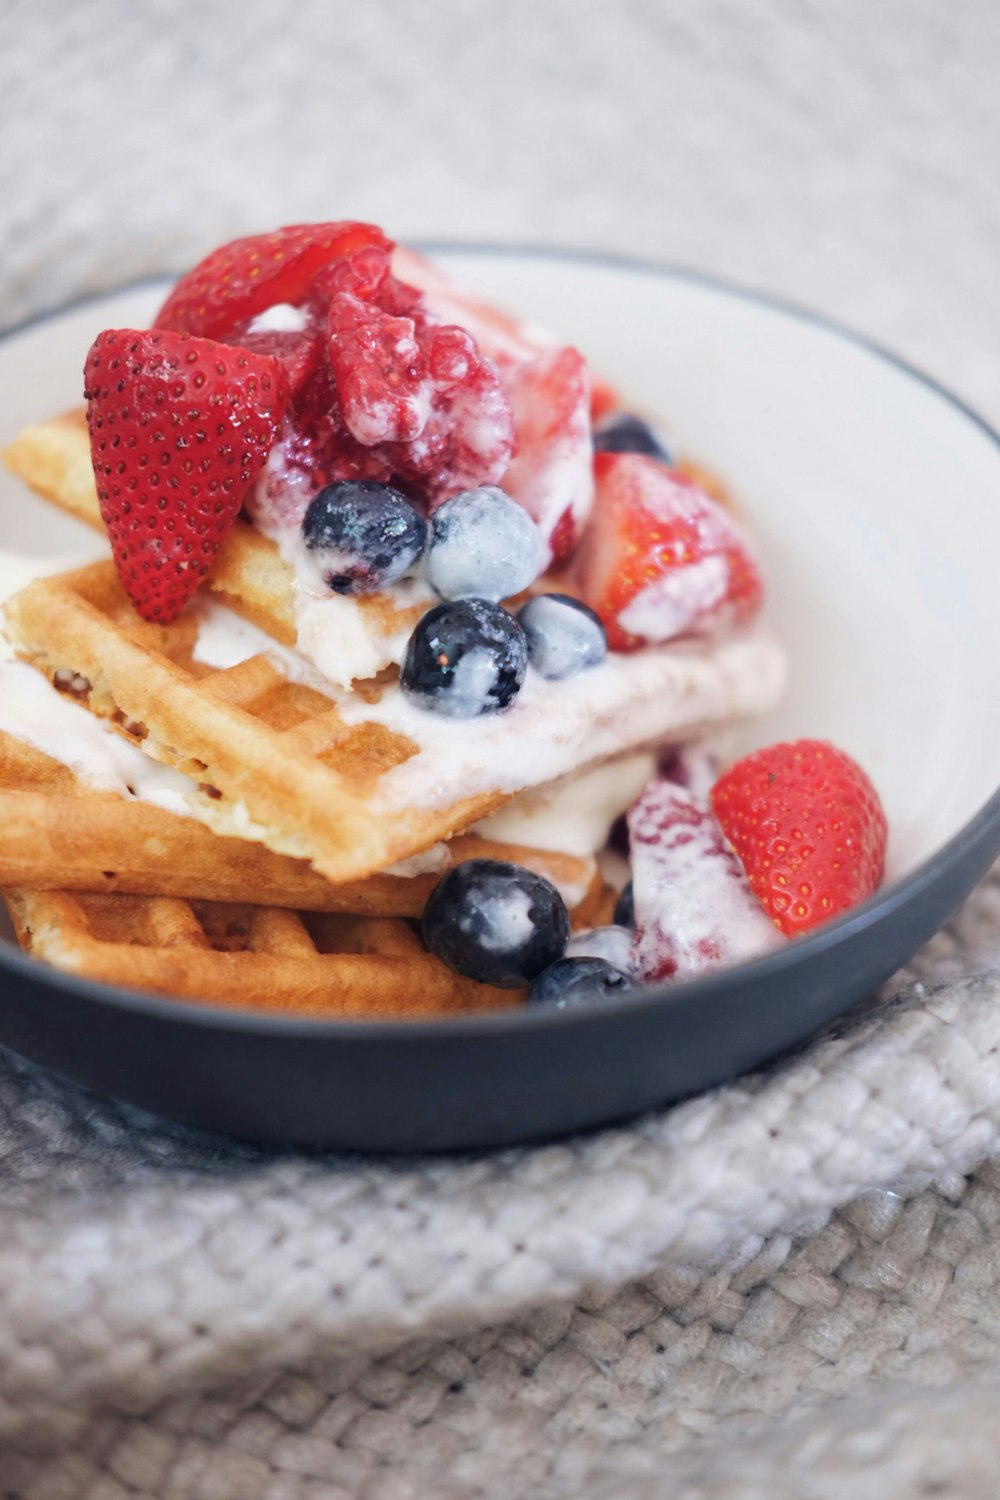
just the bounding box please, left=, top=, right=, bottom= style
left=246, top=246, right=517, bottom=527
left=321, top=250, right=515, bottom=505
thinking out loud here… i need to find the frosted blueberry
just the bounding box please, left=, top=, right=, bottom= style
left=425, top=486, right=542, bottom=602
left=517, top=593, right=608, bottom=680
left=527, top=957, right=633, bottom=1008
left=565, top=924, right=635, bottom=972
left=422, top=860, right=570, bottom=987
left=613, top=880, right=634, bottom=929
left=302, top=480, right=427, bottom=594
left=400, top=599, right=528, bottom=717
left=593, top=413, right=673, bottom=463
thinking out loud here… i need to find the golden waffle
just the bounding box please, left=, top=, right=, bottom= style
left=3, top=559, right=785, bottom=882
left=4, top=888, right=523, bottom=1016
left=2, top=410, right=426, bottom=648
left=0, top=728, right=601, bottom=915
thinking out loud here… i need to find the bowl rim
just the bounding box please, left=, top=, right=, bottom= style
left=2, top=243, right=999, bottom=1040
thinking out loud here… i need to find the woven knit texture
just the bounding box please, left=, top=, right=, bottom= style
left=3, top=2, right=1000, bottom=1495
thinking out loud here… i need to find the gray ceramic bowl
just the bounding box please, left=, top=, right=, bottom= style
left=1, top=249, right=998, bottom=1149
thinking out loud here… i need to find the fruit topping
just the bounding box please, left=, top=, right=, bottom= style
left=322, top=248, right=514, bottom=505
left=711, top=739, right=888, bottom=937
left=422, top=859, right=570, bottom=987
left=424, top=486, right=541, bottom=602
left=400, top=599, right=528, bottom=717
left=516, top=593, right=608, bottom=680
left=564, top=924, right=635, bottom=972
left=527, top=957, right=632, bottom=1008
left=593, top=412, right=673, bottom=464
left=612, top=881, right=634, bottom=929
left=628, top=779, right=782, bottom=983
left=233, top=329, right=323, bottom=402
left=300, top=480, right=427, bottom=595
left=84, top=327, right=290, bottom=623
left=500, top=346, right=594, bottom=565
left=154, top=222, right=390, bottom=340
left=658, top=743, right=721, bottom=801
left=575, top=453, right=764, bottom=652
left=392, top=246, right=552, bottom=365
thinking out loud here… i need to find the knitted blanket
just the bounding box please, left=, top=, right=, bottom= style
left=2, top=865, right=999, bottom=1494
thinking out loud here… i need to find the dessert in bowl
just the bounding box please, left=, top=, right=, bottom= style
left=0, top=231, right=996, bottom=1148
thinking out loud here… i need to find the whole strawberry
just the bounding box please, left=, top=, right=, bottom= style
left=711, top=739, right=888, bottom=936
left=84, top=328, right=290, bottom=622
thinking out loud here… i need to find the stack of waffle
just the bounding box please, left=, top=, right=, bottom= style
left=0, top=413, right=785, bottom=1017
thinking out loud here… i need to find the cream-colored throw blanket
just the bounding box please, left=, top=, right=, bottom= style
left=2, top=867, right=999, bottom=1495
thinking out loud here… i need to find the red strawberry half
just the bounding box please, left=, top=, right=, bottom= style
left=711, top=739, right=888, bottom=936
left=233, top=328, right=323, bottom=402
left=84, top=328, right=290, bottom=622
left=154, top=222, right=390, bottom=341
left=575, top=452, right=764, bottom=651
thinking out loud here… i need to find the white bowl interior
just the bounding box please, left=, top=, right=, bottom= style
left=2, top=257, right=999, bottom=891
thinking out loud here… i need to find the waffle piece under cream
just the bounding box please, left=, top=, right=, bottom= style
left=3, top=560, right=786, bottom=883
left=0, top=726, right=600, bottom=915
left=4, top=889, right=523, bottom=1017
left=4, top=411, right=430, bottom=685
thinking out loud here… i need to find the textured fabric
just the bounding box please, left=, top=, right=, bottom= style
left=2, top=2, right=1000, bottom=1495
left=8, top=1162, right=1000, bottom=1496
left=2, top=869, right=1000, bottom=1493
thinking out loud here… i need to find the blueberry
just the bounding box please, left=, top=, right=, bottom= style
left=401, top=599, right=527, bottom=717
left=517, top=593, right=608, bottom=680
left=425, top=486, right=542, bottom=602
left=565, top=925, right=634, bottom=971
left=302, top=480, right=426, bottom=594
left=527, top=957, right=633, bottom=1009
left=422, top=859, right=570, bottom=987
left=593, top=413, right=673, bottom=464
left=613, top=880, right=634, bottom=929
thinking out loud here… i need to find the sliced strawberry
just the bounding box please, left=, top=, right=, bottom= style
left=711, top=740, right=888, bottom=936
left=501, top=346, right=594, bottom=564
left=233, top=329, right=323, bottom=401
left=575, top=453, right=764, bottom=651
left=628, top=779, right=782, bottom=982
left=84, top=328, right=289, bottom=622
left=154, top=222, right=390, bottom=341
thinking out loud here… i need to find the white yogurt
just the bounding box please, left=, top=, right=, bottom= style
left=473, top=751, right=656, bottom=856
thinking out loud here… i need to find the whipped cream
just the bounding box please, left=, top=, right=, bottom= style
left=247, top=303, right=310, bottom=334
left=473, top=751, right=656, bottom=856
left=293, top=571, right=435, bottom=690
left=0, top=661, right=197, bottom=815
